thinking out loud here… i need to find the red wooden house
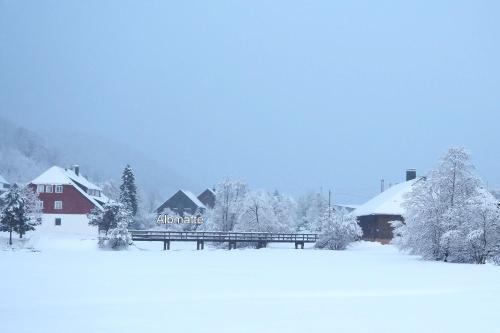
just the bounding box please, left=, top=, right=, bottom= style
left=29, top=165, right=110, bottom=232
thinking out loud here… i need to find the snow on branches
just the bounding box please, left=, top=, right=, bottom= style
left=315, top=207, right=362, bottom=250
left=0, top=184, right=41, bottom=245
left=393, top=148, right=500, bottom=264
left=89, top=202, right=132, bottom=250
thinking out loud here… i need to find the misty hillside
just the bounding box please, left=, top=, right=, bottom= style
left=0, top=117, right=61, bottom=183
left=0, top=117, right=191, bottom=202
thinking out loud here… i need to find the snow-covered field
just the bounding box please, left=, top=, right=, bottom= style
left=1, top=233, right=500, bottom=333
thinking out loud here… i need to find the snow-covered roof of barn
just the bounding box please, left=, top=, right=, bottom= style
left=181, top=190, right=206, bottom=209
left=353, top=178, right=421, bottom=217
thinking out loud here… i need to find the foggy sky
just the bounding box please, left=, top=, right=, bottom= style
left=1, top=1, right=499, bottom=203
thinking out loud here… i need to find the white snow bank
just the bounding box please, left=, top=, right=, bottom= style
left=1, top=235, right=499, bottom=333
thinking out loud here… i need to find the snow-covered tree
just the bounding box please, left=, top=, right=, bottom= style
left=89, top=202, right=122, bottom=235
left=89, top=202, right=132, bottom=249
left=296, top=191, right=328, bottom=232
left=119, top=165, right=138, bottom=217
left=392, top=147, right=500, bottom=263
left=106, top=207, right=133, bottom=250
left=211, top=179, right=248, bottom=231
left=270, top=190, right=297, bottom=232
left=237, top=190, right=286, bottom=232
left=0, top=184, right=41, bottom=245
left=448, top=195, right=500, bottom=264
left=315, top=207, right=362, bottom=250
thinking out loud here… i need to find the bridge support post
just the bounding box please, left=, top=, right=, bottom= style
left=256, top=242, right=266, bottom=249
left=163, top=240, right=170, bottom=250
left=228, top=242, right=236, bottom=250
left=197, top=241, right=204, bottom=250
left=295, top=242, right=304, bottom=249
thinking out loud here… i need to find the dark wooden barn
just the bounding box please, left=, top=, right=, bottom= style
left=354, top=170, right=419, bottom=243
left=156, top=190, right=207, bottom=216
left=197, top=188, right=215, bottom=209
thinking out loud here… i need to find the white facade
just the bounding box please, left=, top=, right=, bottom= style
left=36, top=213, right=97, bottom=235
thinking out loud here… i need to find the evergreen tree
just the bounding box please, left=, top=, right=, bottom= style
left=89, top=202, right=121, bottom=235
left=0, top=184, right=41, bottom=245
left=107, top=207, right=133, bottom=249
left=119, top=164, right=138, bottom=217
left=89, top=202, right=132, bottom=249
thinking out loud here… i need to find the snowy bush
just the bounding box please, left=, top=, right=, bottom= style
left=315, top=207, right=362, bottom=250
left=393, top=147, right=500, bottom=264
left=89, top=202, right=133, bottom=250
left=107, top=219, right=133, bottom=250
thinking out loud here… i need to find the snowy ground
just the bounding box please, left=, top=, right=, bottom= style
left=1, top=232, right=500, bottom=333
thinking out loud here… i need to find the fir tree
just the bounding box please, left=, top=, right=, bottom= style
left=0, top=184, right=41, bottom=245
left=119, top=164, right=138, bottom=217
left=107, top=207, right=133, bottom=249
left=88, top=203, right=121, bottom=235
left=89, top=202, right=132, bottom=249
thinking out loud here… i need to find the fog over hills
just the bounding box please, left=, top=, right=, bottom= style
left=0, top=117, right=193, bottom=203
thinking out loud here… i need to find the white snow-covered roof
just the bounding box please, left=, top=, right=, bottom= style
left=31, top=166, right=100, bottom=190
left=353, top=179, right=421, bottom=217
left=181, top=190, right=206, bottom=209
left=30, top=166, right=110, bottom=210
left=0, top=174, right=8, bottom=184
left=31, top=166, right=73, bottom=185
left=204, top=188, right=215, bottom=195
left=64, top=168, right=100, bottom=190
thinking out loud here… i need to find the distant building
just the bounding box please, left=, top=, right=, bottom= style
left=353, top=170, right=421, bottom=243
left=29, top=165, right=110, bottom=233
left=197, top=188, right=216, bottom=209
left=156, top=190, right=206, bottom=216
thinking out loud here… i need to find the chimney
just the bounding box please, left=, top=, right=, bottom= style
left=406, top=169, right=416, bottom=181
left=74, top=165, right=80, bottom=176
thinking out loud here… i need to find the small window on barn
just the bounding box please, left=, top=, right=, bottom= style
left=37, top=185, right=44, bottom=193
left=55, top=218, right=61, bottom=226
left=45, top=185, right=53, bottom=193
left=54, top=201, right=62, bottom=210
left=55, top=185, right=63, bottom=193
left=36, top=201, right=44, bottom=209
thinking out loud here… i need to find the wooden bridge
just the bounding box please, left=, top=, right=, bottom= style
left=130, top=230, right=319, bottom=250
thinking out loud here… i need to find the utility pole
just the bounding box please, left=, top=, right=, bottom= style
left=328, top=189, right=332, bottom=219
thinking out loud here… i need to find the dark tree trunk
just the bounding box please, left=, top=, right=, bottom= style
left=9, top=230, right=12, bottom=245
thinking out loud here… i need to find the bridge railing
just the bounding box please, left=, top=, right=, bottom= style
left=129, top=230, right=319, bottom=243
